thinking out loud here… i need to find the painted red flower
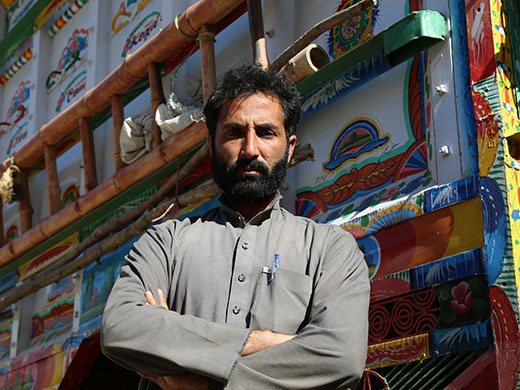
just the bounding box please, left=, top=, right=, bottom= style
left=450, top=281, right=473, bottom=315
left=380, top=186, right=399, bottom=201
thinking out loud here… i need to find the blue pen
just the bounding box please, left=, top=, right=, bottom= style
left=269, top=254, right=279, bottom=283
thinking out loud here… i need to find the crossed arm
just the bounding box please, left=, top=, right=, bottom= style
left=101, top=224, right=370, bottom=390
left=139, top=289, right=295, bottom=389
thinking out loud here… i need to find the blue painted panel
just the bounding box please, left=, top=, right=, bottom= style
left=80, top=237, right=138, bottom=333
left=411, top=248, right=483, bottom=290
left=424, top=175, right=479, bottom=212
left=0, top=269, right=19, bottom=294
left=480, top=177, right=506, bottom=284
left=431, top=320, right=491, bottom=355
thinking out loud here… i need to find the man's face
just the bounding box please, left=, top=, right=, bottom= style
left=210, top=92, right=297, bottom=203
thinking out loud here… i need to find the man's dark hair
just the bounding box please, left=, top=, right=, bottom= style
left=204, top=64, right=301, bottom=140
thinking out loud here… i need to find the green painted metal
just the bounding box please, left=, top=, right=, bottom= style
left=0, top=0, right=50, bottom=69
left=413, top=352, right=476, bottom=390
left=506, top=0, right=520, bottom=120
left=384, top=11, right=446, bottom=67
left=0, top=143, right=207, bottom=277
left=297, top=10, right=446, bottom=96
left=384, top=349, right=485, bottom=390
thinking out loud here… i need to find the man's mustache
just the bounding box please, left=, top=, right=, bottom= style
left=230, top=159, right=269, bottom=175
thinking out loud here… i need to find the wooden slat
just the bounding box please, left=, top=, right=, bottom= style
left=111, top=94, right=125, bottom=171
left=44, top=143, right=61, bottom=214
left=247, top=0, right=268, bottom=69
left=79, top=117, right=98, bottom=192
left=147, top=62, right=165, bottom=147
left=199, top=24, right=217, bottom=102
left=18, top=170, right=33, bottom=233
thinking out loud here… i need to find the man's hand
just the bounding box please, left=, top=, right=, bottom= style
left=142, top=289, right=209, bottom=390
left=241, top=330, right=295, bottom=356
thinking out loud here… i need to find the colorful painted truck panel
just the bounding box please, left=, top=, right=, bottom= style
left=0, top=0, right=518, bottom=388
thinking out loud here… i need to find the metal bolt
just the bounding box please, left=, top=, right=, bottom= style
left=435, top=84, right=448, bottom=95
left=266, top=30, right=275, bottom=38
left=438, top=145, right=450, bottom=156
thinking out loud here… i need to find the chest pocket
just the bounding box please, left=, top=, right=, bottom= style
left=248, top=268, right=312, bottom=334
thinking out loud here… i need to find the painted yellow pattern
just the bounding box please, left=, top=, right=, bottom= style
left=491, top=0, right=519, bottom=137
left=18, top=233, right=78, bottom=281
left=492, top=0, right=520, bottom=301
left=366, top=333, right=429, bottom=369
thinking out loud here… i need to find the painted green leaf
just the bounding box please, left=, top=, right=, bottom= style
left=439, top=285, right=451, bottom=301
left=443, top=309, right=456, bottom=323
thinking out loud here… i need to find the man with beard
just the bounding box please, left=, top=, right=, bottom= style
left=101, top=64, right=370, bottom=390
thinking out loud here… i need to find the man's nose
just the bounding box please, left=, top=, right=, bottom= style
left=241, top=130, right=260, bottom=159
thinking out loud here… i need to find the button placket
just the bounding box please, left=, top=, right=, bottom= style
left=227, top=228, right=256, bottom=324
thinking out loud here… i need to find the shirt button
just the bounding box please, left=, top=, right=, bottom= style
left=242, top=243, right=248, bottom=250
left=232, top=306, right=241, bottom=315
left=238, top=274, right=246, bottom=282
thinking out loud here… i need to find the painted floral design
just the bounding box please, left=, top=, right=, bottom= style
left=450, top=281, right=472, bottom=314
left=436, top=276, right=490, bottom=327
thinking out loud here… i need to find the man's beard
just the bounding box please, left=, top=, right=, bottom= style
left=212, top=147, right=289, bottom=204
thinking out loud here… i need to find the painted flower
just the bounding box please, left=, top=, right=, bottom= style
left=70, top=38, right=79, bottom=53
left=380, top=186, right=399, bottom=201
left=450, top=281, right=473, bottom=315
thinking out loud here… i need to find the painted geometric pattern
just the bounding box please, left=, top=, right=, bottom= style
left=369, top=288, right=439, bottom=344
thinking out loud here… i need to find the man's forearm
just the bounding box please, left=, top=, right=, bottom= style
left=241, top=330, right=295, bottom=356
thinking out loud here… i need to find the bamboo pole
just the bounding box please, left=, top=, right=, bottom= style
left=269, top=0, right=377, bottom=73
left=34, top=143, right=209, bottom=279
left=9, top=0, right=244, bottom=169
left=0, top=121, right=207, bottom=266
left=280, top=44, right=330, bottom=83
left=44, top=143, right=61, bottom=215
left=0, top=144, right=314, bottom=311
left=18, top=170, right=32, bottom=233
left=147, top=62, right=165, bottom=147
left=199, top=25, right=217, bottom=102
left=247, top=0, right=269, bottom=69
left=111, top=94, right=125, bottom=171
left=79, top=117, right=98, bottom=192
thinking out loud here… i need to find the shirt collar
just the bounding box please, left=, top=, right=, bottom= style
left=219, top=193, right=283, bottom=227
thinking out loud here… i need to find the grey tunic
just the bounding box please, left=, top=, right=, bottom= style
left=101, top=199, right=370, bottom=389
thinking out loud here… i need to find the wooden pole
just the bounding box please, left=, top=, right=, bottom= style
left=199, top=25, right=217, bottom=102
left=44, top=143, right=61, bottom=214
left=147, top=62, right=165, bottom=147
left=79, top=117, right=98, bottom=192
left=9, top=0, right=244, bottom=170
left=18, top=170, right=32, bottom=233
left=111, top=94, right=125, bottom=171
left=247, top=0, right=269, bottom=69
left=0, top=121, right=207, bottom=267
left=0, top=144, right=314, bottom=311
left=269, top=0, right=377, bottom=73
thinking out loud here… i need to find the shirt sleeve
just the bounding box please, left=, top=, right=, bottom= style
left=101, top=221, right=250, bottom=382
left=225, top=229, right=370, bottom=389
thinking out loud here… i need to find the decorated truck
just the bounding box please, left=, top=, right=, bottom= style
left=0, top=0, right=518, bottom=388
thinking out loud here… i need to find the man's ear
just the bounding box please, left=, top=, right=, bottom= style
left=287, top=134, right=297, bottom=163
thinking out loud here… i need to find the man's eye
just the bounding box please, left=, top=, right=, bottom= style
left=258, top=129, right=276, bottom=137
left=226, top=129, right=242, bottom=137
